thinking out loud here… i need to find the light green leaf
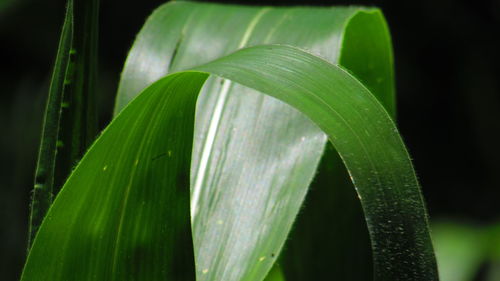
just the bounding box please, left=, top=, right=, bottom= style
left=22, top=72, right=199, bottom=281
left=432, top=221, right=500, bottom=281
left=22, top=45, right=437, bottom=281
left=433, top=222, right=486, bottom=281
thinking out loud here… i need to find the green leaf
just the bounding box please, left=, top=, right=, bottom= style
left=194, top=44, right=437, bottom=281
left=114, top=3, right=394, bottom=280
left=282, top=10, right=395, bottom=280
left=22, top=45, right=437, bottom=281
left=22, top=72, right=199, bottom=281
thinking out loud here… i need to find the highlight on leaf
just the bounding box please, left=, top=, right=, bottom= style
left=22, top=1, right=439, bottom=281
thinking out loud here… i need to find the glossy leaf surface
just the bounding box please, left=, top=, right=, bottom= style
left=22, top=45, right=437, bottom=281
left=114, top=3, right=394, bottom=280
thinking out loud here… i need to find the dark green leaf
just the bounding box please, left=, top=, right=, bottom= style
left=28, top=0, right=100, bottom=250
left=28, top=0, right=74, bottom=250
left=53, top=0, right=99, bottom=194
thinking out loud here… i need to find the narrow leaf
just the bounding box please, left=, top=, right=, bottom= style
left=28, top=0, right=100, bottom=250
left=282, top=10, right=395, bottom=280
left=28, top=0, right=73, bottom=250
left=54, top=0, right=99, bottom=194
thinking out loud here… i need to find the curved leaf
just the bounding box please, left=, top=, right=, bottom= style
left=22, top=72, right=199, bottom=281
left=22, top=45, right=437, bottom=281
left=114, top=3, right=394, bottom=280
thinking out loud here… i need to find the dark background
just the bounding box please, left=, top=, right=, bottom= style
left=1, top=0, right=499, bottom=280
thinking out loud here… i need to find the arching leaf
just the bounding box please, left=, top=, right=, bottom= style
left=22, top=45, right=437, bottom=281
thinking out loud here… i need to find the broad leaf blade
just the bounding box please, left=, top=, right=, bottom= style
left=114, top=3, right=393, bottom=280
left=22, top=45, right=437, bottom=281
left=22, top=73, right=200, bottom=281
left=194, top=44, right=437, bottom=280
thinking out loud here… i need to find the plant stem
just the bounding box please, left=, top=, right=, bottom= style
left=28, top=0, right=99, bottom=251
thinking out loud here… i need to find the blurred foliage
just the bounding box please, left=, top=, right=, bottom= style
left=433, top=221, right=500, bottom=281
